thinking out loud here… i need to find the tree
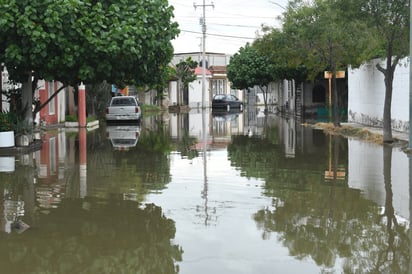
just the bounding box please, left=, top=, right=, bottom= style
left=0, top=0, right=179, bottom=123
left=227, top=43, right=276, bottom=113
left=282, top=0, right=368, bottom=126
left=174, top=57, right=198, bottom=106
left=254, top=28, right=304, bottom=81
left=253, top=28, right=308, bottom=113
left=357, top=0, right=410, bottom=143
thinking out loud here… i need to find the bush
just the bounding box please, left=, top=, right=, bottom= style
left=65, top=115, right=96, bottom=123
left=66, top=115, right=78, bottom=122
left=0, top=111, right=17, bottom=132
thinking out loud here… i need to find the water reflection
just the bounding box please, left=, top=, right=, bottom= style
left=106, top=124, right=141, bottom=151
left=0, top=156, right=15, bottom=172
left=0, top=109, right=410, bottom=273
left=0, top=198, right=182, bottom=273
left=228, top=119, right=409, bottom=273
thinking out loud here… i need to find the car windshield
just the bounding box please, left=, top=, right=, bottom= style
left=111, top=97, right=136, bottom=106
left=214, top=95, right=226, bottom=100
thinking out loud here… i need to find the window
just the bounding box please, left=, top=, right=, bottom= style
left=211, top=79, right=226, bottom=94
left=48, top=81, right=55, bottom=114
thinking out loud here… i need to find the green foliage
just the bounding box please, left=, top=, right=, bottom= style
left=359, top=0, right=409, bottom=61
left=2, top=85, right=30, bottom=120
left=141, top=104, right=161, bottom=113
left=66, top=115, right=96, bottom=123
left=253, top=29, right=307, bottom=82
left=85, top=81, right=112, bottom=118
left=227, top=43, right=275, bottom=90
left=282, top=0, right=368, bottom=79
left=0, top=0, right=179, bottom=88
left=0, top=110, right=32, bottom=134
left=175, top=57, right=198, bottom=89
left=0, top=111, right=17, bottom=131
left=65, top=115, right=77, bottom=122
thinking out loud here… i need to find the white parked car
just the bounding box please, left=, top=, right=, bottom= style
left=106, top=96, right=141, bottom=122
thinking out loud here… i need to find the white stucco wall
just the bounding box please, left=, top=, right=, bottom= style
left=188, top=76, right=211, bottom=108
left=169, top=81, right=178, bottom=105
left=348, top=58, right=409, bottom=132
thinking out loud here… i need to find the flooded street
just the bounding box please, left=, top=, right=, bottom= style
left=0, top=108, right=410, bottom=273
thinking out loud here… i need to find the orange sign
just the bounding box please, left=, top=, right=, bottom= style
left=324, top=71, right=345, bottom=79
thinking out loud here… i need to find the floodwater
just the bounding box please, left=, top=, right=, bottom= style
left=0, top=107, right=410, bottom=274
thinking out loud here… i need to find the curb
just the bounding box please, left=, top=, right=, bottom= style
left=0, top=139, right=43, bottom=156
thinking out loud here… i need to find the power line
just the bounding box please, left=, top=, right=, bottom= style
left=177, top=19, right=261, bottom=28
left=180, top=29, right=256, bottom=40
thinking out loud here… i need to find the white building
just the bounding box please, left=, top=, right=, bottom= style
left=168, top=52, right=243, bottom=109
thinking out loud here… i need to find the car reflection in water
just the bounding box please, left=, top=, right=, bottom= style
left=106, top=124, right=141, bottom=151
left=212, top=108, right=242, bottom=122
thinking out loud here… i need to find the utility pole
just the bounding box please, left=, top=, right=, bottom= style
left=194, top=1, right=214, bottom=109
left=409, top=0, right=412, bottom=148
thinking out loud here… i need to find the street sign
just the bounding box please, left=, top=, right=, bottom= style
left=324, top=71, right=345, bottom=79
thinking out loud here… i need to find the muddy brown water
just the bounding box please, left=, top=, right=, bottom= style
left=0, top=110, right=410, bottom=273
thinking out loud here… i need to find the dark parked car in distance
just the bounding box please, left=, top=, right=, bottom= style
left=212, top=94, right=243, bottom=111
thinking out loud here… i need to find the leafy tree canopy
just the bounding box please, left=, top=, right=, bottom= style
left=253, top=28, right=307, bottom=83
left=282, top=0, right=369, bottom=79
left=175, top=57, right=198, bottom=89
left=227, top=43, right=276, bottom=90
left=0, top=0, right=180, bottom=88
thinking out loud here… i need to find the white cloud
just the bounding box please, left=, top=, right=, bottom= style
left=169, top=0, right=288, bottom=55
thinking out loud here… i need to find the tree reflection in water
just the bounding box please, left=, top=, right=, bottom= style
left=229, top=127, right=409, bottom=273
left=0, top=198, right=182, bottom=274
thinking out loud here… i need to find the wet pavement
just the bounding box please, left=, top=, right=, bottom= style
left=0, top=108, right=411, bottom=273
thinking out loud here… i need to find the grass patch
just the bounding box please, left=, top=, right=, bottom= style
left=65, top=115, right=97, bottom=123
left=141, top=104, right=161, bottom=112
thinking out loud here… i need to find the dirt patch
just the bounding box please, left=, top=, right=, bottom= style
left=312, top=122, right=384, bottom=145
left=306, top=122, right=410, bottom=152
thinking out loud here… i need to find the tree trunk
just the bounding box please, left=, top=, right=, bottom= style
left=377, top=55, right=398, bottom=143
left=21, top=75, right=33, bottom=126
left=259, top=86, right=268, bottom=114
left=376, top=40, right=401, bottom=143
left=383, top=67, right=394, bottom=143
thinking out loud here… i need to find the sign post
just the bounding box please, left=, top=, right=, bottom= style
left=324, top=71, right=345, bottom=122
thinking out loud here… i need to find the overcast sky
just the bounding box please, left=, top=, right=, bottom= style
left=169, top=0, right=289, bottom=55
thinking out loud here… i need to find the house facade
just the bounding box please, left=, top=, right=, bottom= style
left=168, top=52, right=243, bottom=109
left=1, top=67, right=66, bottom=127
left=168, top=52, right=345, bottom=115
left=35, top=80, right=66, bottom=126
